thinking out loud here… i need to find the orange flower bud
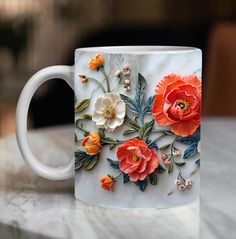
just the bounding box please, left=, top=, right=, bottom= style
left=81, top=78, right=88, bottom=83
left=81, top=132, right=101, bottom=155
left=88, top=54, right=104, bottom=70
left=100, top=176, right=113, bottom=191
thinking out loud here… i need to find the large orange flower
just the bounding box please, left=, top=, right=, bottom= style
left=88, top=54, right=104, bottom=70
left=81, top=132, right=101, bottom=155
left=152, top=74, right=201, bottom=137
left=117, top=139, right=159, bottom=182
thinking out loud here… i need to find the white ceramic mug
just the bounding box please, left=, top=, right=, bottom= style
left=16, top=46, right=201, bottom=209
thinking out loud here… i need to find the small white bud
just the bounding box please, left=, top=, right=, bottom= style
left=173, top=150, right=181, bottom=157
left=123, top=64, right=129, bottom=70
left=175, top=180, right=180, bottom=186
left=123, top=70, right=130, bottom=76
left=114, top=70, right=121, bottom=78
left=125, top=86, right=131, bottom=91
left=124, top=79, right=130, bottom=85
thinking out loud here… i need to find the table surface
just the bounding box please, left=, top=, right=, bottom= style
left=0, top=118, right=235, bottom=239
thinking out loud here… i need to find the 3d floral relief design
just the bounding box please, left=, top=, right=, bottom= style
left=75, top=54, right=201, bottom=193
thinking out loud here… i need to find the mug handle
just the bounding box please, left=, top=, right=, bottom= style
left=16, top=65, right=74, bottom=180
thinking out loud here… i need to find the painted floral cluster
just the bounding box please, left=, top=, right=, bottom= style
left=75, top=54, right=201, bottom=192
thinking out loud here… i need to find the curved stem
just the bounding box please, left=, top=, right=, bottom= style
left=140, top=112, right=145, bottom=126
left=101, top=140, right=123, bottom=145
left=99, top=67, right=110, bottom=92
left=113, top=172, right=123, bottom=181
left=148, top=133, right=166, bottom=146
left=75, top=124, right=89, bottom=134
left=152, top=129, right=172, bottom=134
left=101, top=137, right=137, bottom=145
left=170, top=136, right=178, bottom=155
left=88, top=77, right=106, bottom=93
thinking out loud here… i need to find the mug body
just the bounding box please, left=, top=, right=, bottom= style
left=74, top=46, right=201, bottom=209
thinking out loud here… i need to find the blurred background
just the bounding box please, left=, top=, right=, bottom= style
left=0, top=0, right=236, bottom=137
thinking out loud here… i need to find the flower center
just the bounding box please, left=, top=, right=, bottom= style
left=102, top=105, right=116, bottom=119
left=176, top=100, right=189, bottom=112
left=132, top=154, right=140, bottom=162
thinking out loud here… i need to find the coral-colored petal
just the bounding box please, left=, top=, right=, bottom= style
left=117, top=148, right=129, bottom=161
left=136, top=159, right=147, bottom=173
left=81, top=137, right=88, bottom=147
left=147, top=150, right=159, bottom=174
left=171, top=118, right=200, bottom=137
left=155, top=74, right=183, bottom=95
left=152, top=95, right=165, bottom=115
left=152, top=95, right=175, bottom=126
left=182, top=75, right=201, bottom=96
left=129, top=172, right=140, bottom=182
left=163, top=80, right=185, bottom=98
left=155, top=112, right=173, bottom=126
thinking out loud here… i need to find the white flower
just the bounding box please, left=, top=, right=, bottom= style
left=92, top=93, right=126, bottom=131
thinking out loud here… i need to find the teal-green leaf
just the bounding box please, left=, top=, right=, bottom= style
left=168, top=162, right=173, bottom=174
left=135, top=73, right=147, bottom=109
left=159, top=143, right=171, bottom=150
left=139, top=119, right=154, bottom=141
left=175, top=162, right=186, bottom=167
left=155, top=164, right=166, bottom=174
left=84, top=155, right=99, bottom=170
left=123, top=129, right=137, bottom=136
left=123, top=174, right=130, bottom=183
left=149, top=172, right=158, bottom=185
left=107, top=158, right=120, bottom=170
left=135, top=179, right=148, bottom=192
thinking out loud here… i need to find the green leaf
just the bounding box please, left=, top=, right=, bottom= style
left=123, top=129, right=137, bottom=136
left=78, top=114, right=92, bottom=120
left=183, top=142, right=198, bottom=159
left=135, top=179, right=148, bottom=192
left=195, top=159, right=200, bottom=167
left=75, top=99, right=90, bottom=113
left=109, top=144, right=116, bottom=150
left=75, top=150, right=88, bottom=171
left=139, top=119, right=154, bottom=141
left=135, top=73, right=147, bottom=109
left=124, top=115, right=140, bottom=131
left=174, top=162, right=186, bottom=167
left=149, top=172, right=158, bottom=185
left=163, top=130, right=173, bottom=135
left=120, top=94, right=139, bottom=114
left=84, top=155, right=99, bottom=170
left=159, top=143, right=171, bottom=150
left=98, top=129, right=105, bottom=139
left=123, top=174, right=130, bottom=183
left=155, top=164, right=166, bottom=174
left=102, top=137, right=116, bottom=145
left=75, top=150, right=99, bottom=171
left=168, top=162, right=173, bottom=174
left=143, top=95, right=154, bottom=114
left=107, top=158, right=120, bottom=170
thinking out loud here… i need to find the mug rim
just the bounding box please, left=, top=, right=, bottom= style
left=75, top=46, right=201, bottom=54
